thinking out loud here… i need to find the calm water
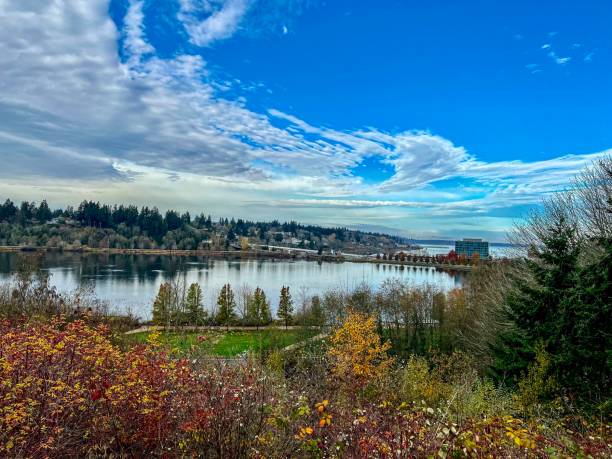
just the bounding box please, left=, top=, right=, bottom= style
left=0, top=252, right=465, bottom=320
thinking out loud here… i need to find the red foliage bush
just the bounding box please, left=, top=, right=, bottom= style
left=0, top=319, right=272, bottom=457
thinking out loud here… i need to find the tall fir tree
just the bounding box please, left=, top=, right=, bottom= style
left=255, top=287, right=272, bottom=326
left=152, top=282, right=174, bottom=325
left=492, top=216, right=580, bottom=386
left=216, top=283, right=236, bottom=328
left=277, top=286, right=294, bottom=329
left=244, top=290, right=259, bottom=327
left=245, top=287, right=272, bottom=328
left=186, top=283, right=206, bottom=325
left=555, top=237, right=611, bottom=399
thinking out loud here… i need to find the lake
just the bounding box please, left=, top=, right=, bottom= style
left=0, top=252, right=466, bottom=320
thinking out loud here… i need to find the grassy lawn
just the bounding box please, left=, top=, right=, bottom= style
left=122, top=328, right=318, bottom=357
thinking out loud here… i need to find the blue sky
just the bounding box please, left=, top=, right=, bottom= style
left=0, top=0, right=610, bottom=241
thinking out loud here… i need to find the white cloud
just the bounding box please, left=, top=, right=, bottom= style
left=123, top=0, right=154, bottom=64
left=547, top=50, right=571, bottom=65
left=178, top=0, right=251, bottom=46
left=541, top=43, right=551, bottom=49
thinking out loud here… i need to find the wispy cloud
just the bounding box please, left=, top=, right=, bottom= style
left=123, top=0, right=154, bottom=64
left=547, top=50, right=571, bottom=65
left=178, top=0, right=251, bottom=47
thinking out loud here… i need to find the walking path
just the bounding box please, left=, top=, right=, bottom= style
left=124, top=324, right=321, bottom=335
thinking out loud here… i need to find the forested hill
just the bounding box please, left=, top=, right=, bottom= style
left=0, top=199, right=409, bottom=253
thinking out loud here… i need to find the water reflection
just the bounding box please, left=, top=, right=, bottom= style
left=0, top=252, right=465, bottom=320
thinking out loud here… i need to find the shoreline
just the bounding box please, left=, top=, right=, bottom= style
left=0, top=245, right=473, bottom=271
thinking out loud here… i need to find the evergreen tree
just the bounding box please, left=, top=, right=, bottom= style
left=152, top=282, right=174, bottom=325
left=36, top=200, right=52, bottom=222
left=186, top=283, right=206, bottom=325
left=245, top=287, right=272, bottom=328
left=255, top=287, right=272, bottom=326
left=216, top=283, right=236, bottom=328
left=492, top=216, right=580, bottom=386
left=277, top=286, right=293, bottom=328
left=555, top=237, right=611, bottom=399
left=245, top=290, right=259, bottom=326
left=0, top=199, right=17, bottom=222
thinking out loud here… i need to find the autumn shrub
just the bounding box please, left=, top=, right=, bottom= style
left=0, top=319, right=276, bottom=457
left=326, top=310, right=393, bottom=398
left=289, top=396, right=610, bottom=458
left=400, top=353, right=513, bottom=422
left=285, top=391, right=612, bottom=458
left=0, top=319, right=192, bottom=456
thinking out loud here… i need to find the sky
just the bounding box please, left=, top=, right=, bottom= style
left=0, top=0, right=611, bottom=242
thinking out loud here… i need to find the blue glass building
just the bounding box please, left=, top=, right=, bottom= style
left=455, top=238, right=489, bottom=259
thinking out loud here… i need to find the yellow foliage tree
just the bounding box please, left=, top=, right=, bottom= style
left=240, top=237, right=250, bottom=251
left=327, top=310, right=394, bottom=388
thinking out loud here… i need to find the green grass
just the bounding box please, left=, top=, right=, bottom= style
left=122, top=328, right=318, bottom=357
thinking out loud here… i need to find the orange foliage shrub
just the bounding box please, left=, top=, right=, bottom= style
left=327, top=310, right=393, bottom=389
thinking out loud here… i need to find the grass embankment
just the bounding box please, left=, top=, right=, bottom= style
left=122, top=328, right=319, bottom=357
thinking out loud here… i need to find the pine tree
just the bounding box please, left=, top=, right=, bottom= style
left=277, top=286, right=293, bottom=329
left=555, top=237, right=611, bottom=399
left=245, top=290, right=259, bottom=326
left=245, top=287, right=272, bottom=328
left=256, top=287, right=272, bottom=326
left=493, top=216, right=580, bottom=386
left=216, top=283, right=236, bottom=328
left=152, top=282, right=174, bottom=325
left=186, top=283, right=206, bottom=325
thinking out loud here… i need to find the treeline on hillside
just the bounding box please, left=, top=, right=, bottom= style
left=0, top=198, right=406, bottom=251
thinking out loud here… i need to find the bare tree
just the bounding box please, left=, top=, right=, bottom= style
left=236, top=284, right=253, bottom=321
left=571, top=154, right=612, bottom=240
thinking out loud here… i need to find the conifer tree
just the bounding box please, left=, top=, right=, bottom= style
left=216, top=283, right=236, bottom=328
left=255, top=287, right=272, bottom=326
left=244, top=290, right=259, bottom=326
left=555, top=237, right=611, bottom=398
left=493, top=215, right=580, bottom=386
left=277, top=285, right=293, bottom=329
left=186, top=283, right=206, bottom=325
left=245, top=287, right=272, bottom=328
left=152, top=282, right=174, bottom=325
